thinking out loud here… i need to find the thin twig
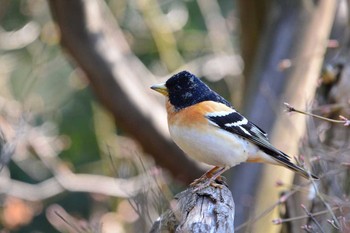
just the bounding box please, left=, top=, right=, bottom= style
left=309, top=176, right=342, bottom=230
left=301, top=204, right=326, bottom=233
left=284, top=102, right=350, bottom=126
left=234, top=189, right=299, bottom=231
left=301, top=224, right=313, bottom=232
left=54, top=210, right=85, bottom=233
left=328, top=219, right=341, bottom=230
left=235, top=177, right=328, bottom=231
left=272, top=206, right=340, bottom=224
left=106, top=144, right=118, bottom=177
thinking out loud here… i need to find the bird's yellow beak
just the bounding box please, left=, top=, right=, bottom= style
left=150, top=83, right=169, bottom=96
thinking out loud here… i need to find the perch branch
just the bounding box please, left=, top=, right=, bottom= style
left=150, top=179, right=235, bottom=233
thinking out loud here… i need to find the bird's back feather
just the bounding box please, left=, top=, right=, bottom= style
left=206, top=107, right=318, bottom=179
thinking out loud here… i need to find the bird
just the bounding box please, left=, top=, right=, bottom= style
left=151, top=71, right=318, bottom=190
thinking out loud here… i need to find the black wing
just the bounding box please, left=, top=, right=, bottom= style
left=205, top=110, right=318, bottom=179
left=206, top=110, right=279, bottom=155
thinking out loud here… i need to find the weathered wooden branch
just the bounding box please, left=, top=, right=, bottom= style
left=150, top=179, right=235, bottom=233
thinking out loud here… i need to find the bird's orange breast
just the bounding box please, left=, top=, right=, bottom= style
left=166, top=101, right=232, bottom=128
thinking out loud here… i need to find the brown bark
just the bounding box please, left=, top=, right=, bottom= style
left=47, top=0, right=202, bottom=184
left=150, top=180, right=235, bottom=233
left=237, top=0, right=270, bottom=81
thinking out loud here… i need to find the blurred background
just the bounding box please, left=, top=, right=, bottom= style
left=0, top=0, right=349, bottom=232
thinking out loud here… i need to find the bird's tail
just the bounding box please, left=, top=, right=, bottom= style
left=273, top=151, right=318, bottom=180
left=281, top=159, right=318, bottom=179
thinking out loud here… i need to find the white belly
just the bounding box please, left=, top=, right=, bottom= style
left=169, top=125, right=254, bottom=167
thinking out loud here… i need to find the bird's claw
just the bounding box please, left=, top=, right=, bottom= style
left=191, top=176, right=225, bottom=192
left=190, top=177, right=205, bottom=187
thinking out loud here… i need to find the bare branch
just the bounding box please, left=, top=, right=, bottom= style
left=284, top=102, right=349, bottom=126
left=301, top=204, right=325, bottom=233
left=0, top=169, right=155, bottom=202
left=47, top=0, right=202, bottom=183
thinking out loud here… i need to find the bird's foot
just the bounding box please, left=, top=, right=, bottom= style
left=191, top=176, right=226, bottom=192
left=190, top=166, right=222, bottom=187
left=215, top=175, right=226, bottom=184
left=209, top=182, right=224, bottom=189
left=190, top=177, right=206, bottom=187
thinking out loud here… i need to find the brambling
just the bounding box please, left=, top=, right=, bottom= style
left=151, top=71, right=318, bottom=189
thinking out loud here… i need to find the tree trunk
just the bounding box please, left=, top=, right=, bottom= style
left=48, top=0, right=202, bottom=184
left=284, top=8, right=350, bottom=230
left=234, top=1, right=337, bottom=232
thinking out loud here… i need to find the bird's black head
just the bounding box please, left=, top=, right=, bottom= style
left=164, top=71, right=231, bottom=110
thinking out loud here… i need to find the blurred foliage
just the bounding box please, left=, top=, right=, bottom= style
left=0, top=0, right=239, bottom=232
